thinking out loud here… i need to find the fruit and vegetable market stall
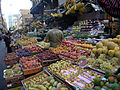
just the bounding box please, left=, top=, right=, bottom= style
left=3, top=35, right=120, bottom=89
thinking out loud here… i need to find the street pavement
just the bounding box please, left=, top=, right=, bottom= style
left=0, top=39, right=7, bottom=90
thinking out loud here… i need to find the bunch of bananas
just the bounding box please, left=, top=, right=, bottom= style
left=65, top=2, right=86, bottom=15
left=51, top=13, right=63, bottom=17
left=64, top=0, right=70, bottom=10
left=64, top=0, right=76, bottom=10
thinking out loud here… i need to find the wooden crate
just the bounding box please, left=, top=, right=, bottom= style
left=5, top=75, right=24, bottom=90
left=23, top=66, right=42, bottom=75
left=8, top=86, right=22, bottom=90
left=42, top=59, right=59, bottom=67
left=21, top=70, right=51, bottom=89
left=4, top=53, right=19, bottom=66
left=37, top=76, right=72, bottom=90
left=19, top=56, right=42, bottom=75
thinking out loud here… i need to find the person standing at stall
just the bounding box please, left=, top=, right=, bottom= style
left=45, top=22, right=64, bottom=48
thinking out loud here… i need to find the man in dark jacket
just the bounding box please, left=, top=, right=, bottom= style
left=3, top=32, right=12, bottom=53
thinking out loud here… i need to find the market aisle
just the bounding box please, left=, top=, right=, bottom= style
left=0, top=40, right=7, bottom=90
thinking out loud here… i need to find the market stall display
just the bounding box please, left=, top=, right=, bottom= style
left=47, top=60, right=81, bottom=80
left=15, top=49, right=30, bottom=57
left=86, top=54, right=120, bottom=72
left=4, top=64, right=22, bottom=78
left=30, top=76, right=69, bottom=90
left=17, top=38, right=37, bottom=46
left=19, top=56, right=42, bottom=75
left=35, top=50, right=59, bottom=66
left=92, top=35, right=120, bottom=58
left=26, top=45, right=43, bottom=54
left=22, top=71, right=50, bottom=89
left=37, top=41, right=50, bottom=49
left=2, top=0, right=120, bottom=89
left=93, top=73, right=120, bottom=89
left=5, top=74, right=24, bottom=89
left=66, top=68, right=104, bottom=89
left=4, top=52, right=19, bottom=66
left=50, top=40, right=92, bottom=62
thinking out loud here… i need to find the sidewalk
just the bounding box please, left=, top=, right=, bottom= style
left=0, top=40, right=7, bottom=90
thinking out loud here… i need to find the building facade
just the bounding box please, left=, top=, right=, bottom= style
left=19, top=9, right=33, bottom=27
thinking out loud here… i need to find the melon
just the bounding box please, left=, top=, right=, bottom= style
left=112, top=38, right=118, bottom=43
left=97, top=48, right=103, bottom=55
left=105, top=70, right=112, bottom=78
left=96, top=42, right=103, bottom=48
left=102, top=47, right=108, bottom=54
left=114, top=47, right=119, bottom=51
left=108, top=38, right=113, bottom=41
left=102, top=39, right=109, bottom=46
left=115, top=51, right=120, bottom=58
left=117, top=39, right=120, bottom=44
left=116, top=35, right=120, bottom=39
left=92, top=48, right=97, bottom=55
left=94, top=78, right=101, bottom=86
left=107, top=42, right=118, bottom=50
left=94, top=86, right=101, bottom=90
left=108, top=50, right=115, bottom=57
left=111, top=83, right=120, bottom=90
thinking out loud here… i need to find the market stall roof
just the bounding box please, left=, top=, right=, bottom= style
left=30, top=0, right=51, bottom=14
left=98, top=0, right=120, bottom=18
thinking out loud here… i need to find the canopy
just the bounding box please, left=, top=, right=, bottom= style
left=98, top=0, right=120, bottom=18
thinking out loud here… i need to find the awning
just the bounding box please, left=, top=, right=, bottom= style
left=98, top=0, right=120, bottom=18
left=30, top=0, right=52, bottom=14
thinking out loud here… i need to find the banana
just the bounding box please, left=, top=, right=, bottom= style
left=51, top=13, right=63, bottom=17
left=64, top=0, right=70, bottom=9
left=76, top=2, right=84, bottom=10
left=79, top=7, right=86, bottom=13
left=71, top=0, right=76, bottom=6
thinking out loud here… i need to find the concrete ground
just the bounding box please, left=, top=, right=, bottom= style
left=0, top=40, right=7, bottom=90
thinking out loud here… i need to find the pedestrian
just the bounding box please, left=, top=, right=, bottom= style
left=45, top=21, right=64, bottom=48
left=3, top=32, right=12, bottom=53
left=0, top=29, right=2, bottom=41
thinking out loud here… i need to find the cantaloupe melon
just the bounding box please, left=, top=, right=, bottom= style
left=107, top=42, right=118, bottom=50
left=96, top=42, right=103, bottom=48
left=116, top=35, right=120, bottom=39
left=117, top=39, right=120, bottom=44
left=103, top=47, right=108, bottom=54
left=108, top=50, right=115, bottom=57
left=115, top=51, right=120, bottom=58
left=102, top=39, right=109, bottom=46
left=112, top=38, right=118, bottom=43
left=97, top=48, right=103, bottom=55
left=92, top=48, right=97, bottom=55
left=114, top=47, right=119, bottom=51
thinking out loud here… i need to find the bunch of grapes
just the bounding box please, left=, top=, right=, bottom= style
left=111, top=57, right=119, bottom=66
left=100, top=62, right=113, bottom=71
left=92, top=59, right=103, bottom=68
left=98, top=54, right=107, bottom=61
left=87, top=58, right=95, bottom=65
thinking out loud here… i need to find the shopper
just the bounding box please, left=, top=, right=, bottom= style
left=45, top=22, right=64, bottom=48
left=3, top=32, right=12, bottom=53
left=0, top=29, right=2, bottom=41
